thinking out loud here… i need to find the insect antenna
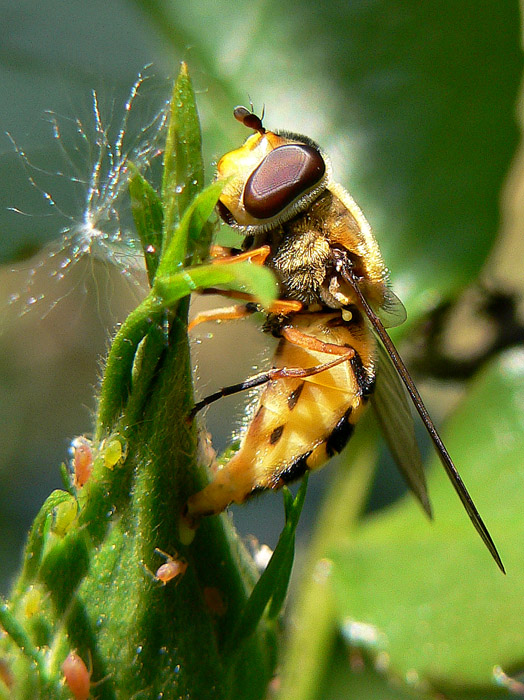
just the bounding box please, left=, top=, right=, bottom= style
left=341, top=264, right=505, bottom=573
left=233, top=106, right=265, bottom=134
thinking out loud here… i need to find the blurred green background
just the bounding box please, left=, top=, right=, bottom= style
left=1, top=1, right=523, bottom=698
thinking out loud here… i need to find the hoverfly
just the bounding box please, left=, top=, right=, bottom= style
left=185, top=106, right=503, bottom=572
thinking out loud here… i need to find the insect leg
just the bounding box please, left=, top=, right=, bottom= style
left=192, top=288, right=302, bottom=319
left=188, top=304, right=255, bottom=332
left=280, top=325, right=354, bottom=356
left=189, top=351, right=353, bottom=420
left=208, top=244, right=271, bottom=266
left=208, top=244, right=238, bottom=259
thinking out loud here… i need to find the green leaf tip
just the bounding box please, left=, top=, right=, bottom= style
left=224, top=475, right=309, bottom=654
left=162, top=62, right=204, bottom=262
left=128, top=164, right=163, bottom=285
left=155, top=180, right=225, bottom=282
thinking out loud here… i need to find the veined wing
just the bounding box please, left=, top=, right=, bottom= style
left=377, top=288, right=407, bottom=328
left=336, top=254, right=504, bottom=573
left=371, top=339, right=432, bottom=518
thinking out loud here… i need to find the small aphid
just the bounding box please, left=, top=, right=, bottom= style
left=71, top=436, right=94, bottom=488
left=186, top=106, right=504, bottom=573
left=52, top=497, right=78, bottom=537
left=22, top=585, right=42, bottom=619
left=62, top=651, right=90, bottom=700
left=102, top=437, right=125, bottom=470
left=153, top=549, right=188, bottom=585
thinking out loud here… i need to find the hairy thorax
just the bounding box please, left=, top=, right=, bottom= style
left=252, top=190, right=388, bottom=310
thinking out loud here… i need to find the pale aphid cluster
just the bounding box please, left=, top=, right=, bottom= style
left=6, top=69, right=168, bottom=321
left=69, top=434, right=126, bottom=490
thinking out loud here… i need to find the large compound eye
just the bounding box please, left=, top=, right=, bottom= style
left=243, top=144, right=325, bottom=220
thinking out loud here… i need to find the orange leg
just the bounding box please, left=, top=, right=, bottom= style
left=188, top=304, right=254, bottom=332
left=208, top=245, right=271, bottom=266
left=191, top=244, right=301, bottom=322
left=268, top=299, right=303, bottom=314
left=200, top=288, right=302, bottom=313
left=269, top=350, right=353, bottom=380
left=189, top=293, right=302, bottom=331
left=209, top=245, right=236, bottom=259
left=189, top=320, right=356, bottom=418
left=281, top=325, right=353, bottom=357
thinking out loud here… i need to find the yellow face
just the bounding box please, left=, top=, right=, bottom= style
left=216, top=109, right=328, bottom=231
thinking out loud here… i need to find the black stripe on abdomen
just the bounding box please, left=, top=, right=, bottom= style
left=350, top=351, right=376, bottom=400
left=325, top=408, right=355, bottom=457
left=271, top=451, right=312, bottom=487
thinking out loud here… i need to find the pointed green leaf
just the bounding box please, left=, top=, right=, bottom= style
left=161, top=62, right=206, bottom=264
left=225, top=476, right=308, bottom=654
left=267, top=477, right=309, bottom=620
left=156, top=258, right=278, bottom=310
left=128, top=165, right=163, bottom=285
left=16, top=490, right=75, bottom=587
left=155, top=180, right=225, bottom=281
left=155, top=177, right=278, bottom=307
left=94, top=293, right=164, bottom=437
left=0, top=599, right=45, bottom=672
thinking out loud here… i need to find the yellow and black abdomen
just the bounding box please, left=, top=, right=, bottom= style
left=186, top=311, right=376, bottom=519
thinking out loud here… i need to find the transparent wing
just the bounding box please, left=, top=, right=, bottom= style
left=377, top=288, right=407, bottom=328
left=371, top=339, right=432, bottom=518
left=337, top=257, right=504, bottom=572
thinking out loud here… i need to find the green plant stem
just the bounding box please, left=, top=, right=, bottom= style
left=0, top=62, right=281, bottom=700
left=0, top=600, right=45, bottom=675
left=95, top=292, right=164, bottom=439
left=276, top=424, right=378, bottom=700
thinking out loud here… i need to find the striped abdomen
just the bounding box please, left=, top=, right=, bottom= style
left=186, top=311, right=376, bottom=519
